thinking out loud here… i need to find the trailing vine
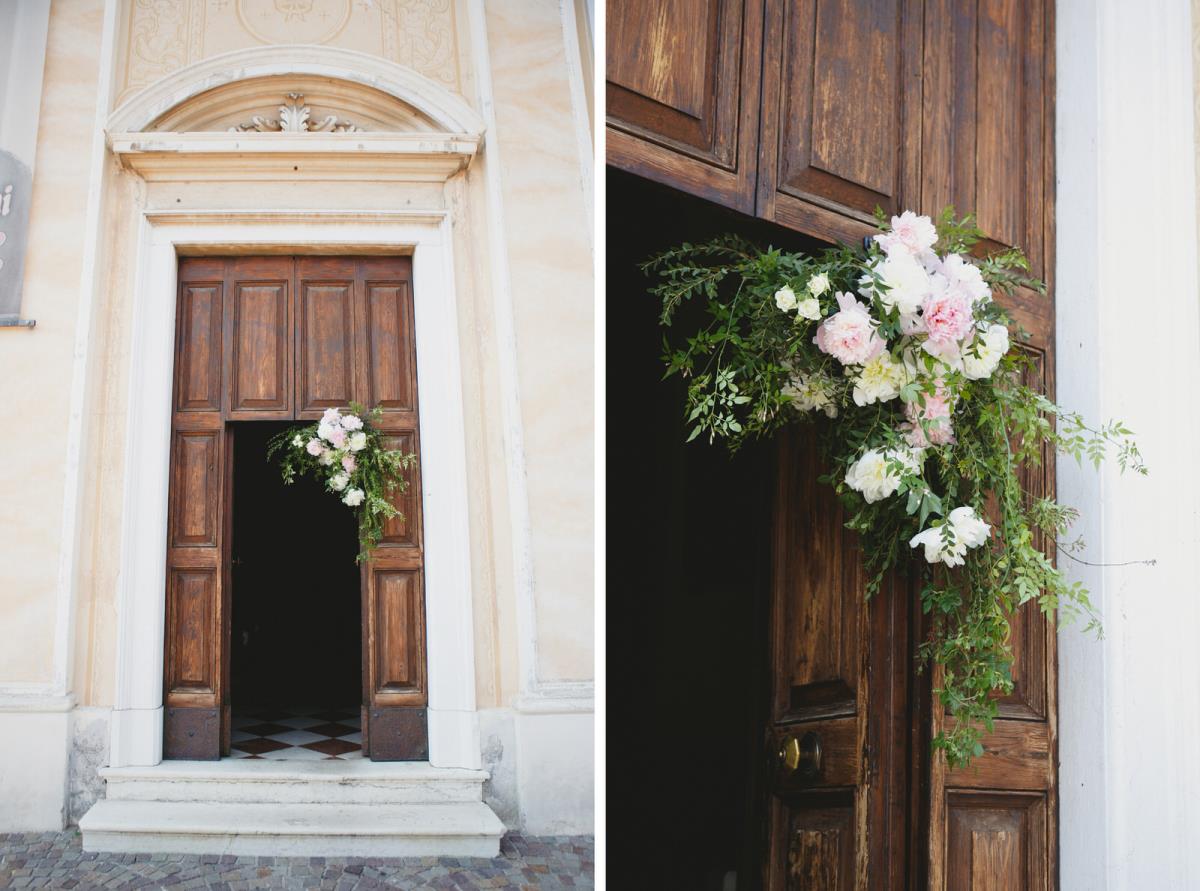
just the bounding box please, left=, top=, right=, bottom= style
left=647, top=209, right=1144, bottom=767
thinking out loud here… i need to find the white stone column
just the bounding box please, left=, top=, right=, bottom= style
left=1057, top=0, right=1200, bottom=885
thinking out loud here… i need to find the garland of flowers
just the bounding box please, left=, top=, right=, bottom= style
left=647, top=209, right=1145, bottom=767
left=267, top=403, right=417, bottom=562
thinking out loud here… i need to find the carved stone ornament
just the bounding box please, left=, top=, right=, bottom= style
left=228, top=92, right=360, bottom=133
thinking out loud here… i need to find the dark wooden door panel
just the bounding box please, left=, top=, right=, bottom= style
left=944, top=793, right=1048, bottom=890
left=226, top=259, right=293, bottom=419
left=606, top=0, right=764, bottom=212
left=765, top=430, right=910, bottom=889
left=297, top=257, right=357, bottom=420
left=361, top=278, right=417, bottom=417
left=757, top=0, right=923, bottom=243
left=922, top=0, right=1049, bottom=278
left=164, top=258, right=237, bottom=760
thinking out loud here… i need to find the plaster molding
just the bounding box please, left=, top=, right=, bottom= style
left=107, top=45, right=484, bottom=136
left=227, top=92, right=361, bottom=132
left=107, top=131, right=480, bottom=182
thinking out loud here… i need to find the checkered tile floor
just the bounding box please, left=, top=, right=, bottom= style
left=230, top=705, right=364, bottom=760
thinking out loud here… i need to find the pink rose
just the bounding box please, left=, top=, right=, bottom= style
left=814, top=292, right=886, bottom=366
left=903, top=381, right=955, bottom=446
left=327, top=427, right=347, bottom=448
left=922, top=288, right=973, bottom=347
left=305, top=438, right=324, bottom=456
left=341, top=455, right=356, bottom=473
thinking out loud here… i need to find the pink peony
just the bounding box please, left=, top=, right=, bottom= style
left=903, top=381, right=955, bottom=446
left=305, top=438, right=324, bottom=457
left=922, top=288, right=974, bottom=347
left=814, top=292, right=886, bottom=366
left=341, top=455, right=357, bottom=473
left=327, top=427, right=347, bottom=448
left=321, top=407, right=341, bottom=425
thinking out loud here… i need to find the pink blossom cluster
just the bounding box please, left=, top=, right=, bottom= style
left=301, top=407, right=369, bottom=507
left=808, top=211, right=1005, bottom=447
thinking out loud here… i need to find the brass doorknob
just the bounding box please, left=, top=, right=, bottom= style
left=778, top=731, right=822, bottom=782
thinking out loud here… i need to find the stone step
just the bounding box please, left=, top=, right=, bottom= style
left=100, top=760, right=487, bottom=805
left=79, top=799, right=506, bottom=858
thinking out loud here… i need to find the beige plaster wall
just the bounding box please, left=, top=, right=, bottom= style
left=486, top=0, right=594, bottom=684
left=0, top=0, right=104, bottom=685
left=113, top=0, right=466, bottom=108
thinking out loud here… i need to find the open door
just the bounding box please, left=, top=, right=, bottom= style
left=163, top=256, right=428, bottom=761
left=764, top=429, right=912, bottom=887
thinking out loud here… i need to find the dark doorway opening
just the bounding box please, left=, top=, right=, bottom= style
left=606, top=169, right=827, bottom=889
left=228, top=421, right=364, bottom=760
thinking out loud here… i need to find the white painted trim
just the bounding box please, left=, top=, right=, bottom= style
left=48, top=0, right=120, bottom=705
left=109, top=211, right=481, bottom=771
left=107, top=45, right=485, bottom=136
left=559, top=0, right=595, bottom=251
left=465, top=0, right=540, bottom=704
left=1057, top=0, right=1200, bottom=884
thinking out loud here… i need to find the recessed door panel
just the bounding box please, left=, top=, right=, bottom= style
left=297, top=257, right=357, bottom=419
left=228, top=267, right=292, bottom=419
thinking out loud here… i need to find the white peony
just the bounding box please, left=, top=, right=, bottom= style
left=807, top=272, right=831, bottom=296
left=317, top=421, right=338, bottom=443
left=348, top=431, right=368, bottom=452
left=774, top=286, right=798, bottom=312
left=340, top=414, right=363, bottom=431
left=852, top=351, right=909, bottom=406
left=342, top=487, right=366, bottom=507
left=782, top=372, right=838, bottom=418
left=845, top=447, right=922, bottom=504
left=909, top=506, right=991, bottom=567
left=874, top=210, right=938, bottom=259
left=330, top=472, right=349, bottom=492
left=961, top=323, right=1009, bottom=380
left=861, top=252, right=931, bottom=316
left=318, top=450, right=335, bottom=466
left=796, top=297, right=822, bottom=321
left=936, top=252, right=991, bottom=303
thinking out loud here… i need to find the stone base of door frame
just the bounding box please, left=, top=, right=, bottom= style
left=78, top=760, right=505, bottom=858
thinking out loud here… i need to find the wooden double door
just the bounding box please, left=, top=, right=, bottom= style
left=163, top=255, right=429, bottom=762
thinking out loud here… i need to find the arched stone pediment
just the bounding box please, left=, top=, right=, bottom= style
left=106, top=45, right=483, bottom=182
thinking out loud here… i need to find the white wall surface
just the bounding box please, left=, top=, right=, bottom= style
left=1057, top=0, right=1200, bottom=886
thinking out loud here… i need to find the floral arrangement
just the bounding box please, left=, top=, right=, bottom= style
left=647, top=209, right=1144, bottom=766
left=267, top=404, right=417, bottom=561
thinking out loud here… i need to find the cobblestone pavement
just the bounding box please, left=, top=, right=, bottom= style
left=0, top=832, right=594, bottom=889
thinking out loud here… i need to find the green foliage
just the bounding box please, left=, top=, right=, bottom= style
left=267, top=402, right=418, bottom=562
left=646, top=211, right=1145, bottom=768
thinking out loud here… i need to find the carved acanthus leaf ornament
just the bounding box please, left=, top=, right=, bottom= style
left=228, top=93, right=360, bottom=132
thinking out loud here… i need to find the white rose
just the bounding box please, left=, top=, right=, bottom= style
left=852, top=351, right=909, bottom=406
left=845, top=447, right=922, bottom=504
left=774, top=286, right=798, bottom=313
left=342, top=487, right=365, bottom=507
left=348, top=431, right=368, bottom=452
left=861, top=252, right=930, bottom=316
left=340, top=414, right=363, bottom=431
left=796, top=297, right=822, bottom=321
left=962, top=323, right=1009, bottom=380
left=909, top=505, right=991, bottom=567
left=330, top=472, right=349, bottom=492
left=781, top=372, right=837, bottom=418
left=807, top=272, right=830, bottom=296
